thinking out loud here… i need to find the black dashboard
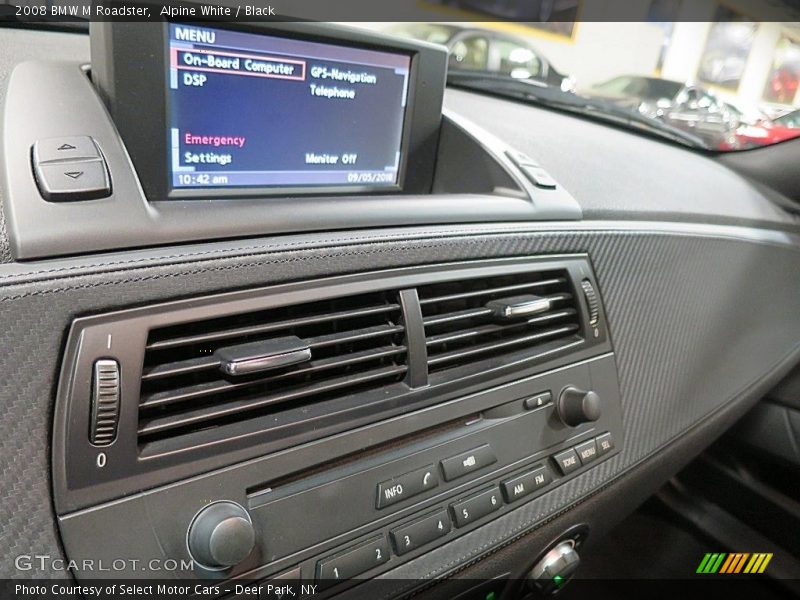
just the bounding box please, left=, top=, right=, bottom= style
left=1, top=22, right=799, bottom=600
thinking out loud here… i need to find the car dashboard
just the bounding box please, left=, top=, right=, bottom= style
left=1, top=22, right=799, bottom=600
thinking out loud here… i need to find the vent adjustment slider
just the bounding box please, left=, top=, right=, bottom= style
left=214, top=336, right=312, bottom=377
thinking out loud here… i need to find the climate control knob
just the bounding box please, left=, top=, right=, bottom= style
left=188, top=501, right=255, bottom=569
left=557, top=386, right=601, bottom=427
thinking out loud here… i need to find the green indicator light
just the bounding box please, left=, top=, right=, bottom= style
left=553, top=575, right=565, bottom=586
left=485, top=592, right=496, bottom=600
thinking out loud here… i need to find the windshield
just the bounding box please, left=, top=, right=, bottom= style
left=376, top=19, right=800, bottom=151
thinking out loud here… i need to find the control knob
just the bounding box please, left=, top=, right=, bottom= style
left=527, top=540, right=581, bottom=595
left=188, top=501, right=255, bottom=569
left=557, top=386, right=601, bottom=427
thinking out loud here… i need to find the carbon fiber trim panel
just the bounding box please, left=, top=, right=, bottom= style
left=0, top=224, right=799, bottom=578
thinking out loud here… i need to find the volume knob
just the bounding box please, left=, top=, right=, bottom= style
left=557, top=386, right=601, bottom=427
left=188, top=502, right=255, bottom=569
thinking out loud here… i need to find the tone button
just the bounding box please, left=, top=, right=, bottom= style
left=553, top=448, right=581, bottom=475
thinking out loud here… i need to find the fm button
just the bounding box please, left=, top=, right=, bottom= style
left=376, top=465, right=438, bottom=509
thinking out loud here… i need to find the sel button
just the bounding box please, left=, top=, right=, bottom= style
left=440, top=444, right=497, bottom=482
left=376, top=464, right=438, bottom=509
left=500, top=465, right=551, bottom=503
left=553, top=448, right=581, bottom=475
left=596, top=432, right=615, bottom=455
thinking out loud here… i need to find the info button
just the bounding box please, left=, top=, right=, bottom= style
left=376, top=464, right=438, bottom=509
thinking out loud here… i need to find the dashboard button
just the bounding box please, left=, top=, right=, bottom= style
left=390, top=510, right=451, bottom=555
left=34, top=159, right=111, bottom=202
left=33, top=136, right=101, bottom=164
left=553, top=448, right=581, bottom=475
left=574, top=439, right=598, bottom=465
left=523, top=391, right=552, bottom=410
left=500, top=465, right=551, bottom=503
left=440, top=444, right=497, bottom=482
left=376, top=464, right=438, bottom=509
left=505, top=149, right=539, bottom=167
left=596, top=432, right=615, bottom=456
left=315, top=536, right=389, bottom=589
left=450, top=487, right=503, bottom=528
left=520, top=165, right=558, bottom=189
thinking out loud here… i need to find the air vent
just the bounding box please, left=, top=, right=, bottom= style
left=137, top=291, right=407, bottom=447
left=418, top=269, right=582, bottom=374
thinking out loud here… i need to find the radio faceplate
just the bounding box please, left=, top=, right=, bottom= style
left=59, top=353, right=622, bottom=589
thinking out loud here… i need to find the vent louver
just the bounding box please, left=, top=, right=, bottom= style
left=137, top=291, right=407, bottom=446
left=418, top=269, right=582, bottom=374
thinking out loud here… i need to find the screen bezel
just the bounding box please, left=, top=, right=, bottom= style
left=91, top=21, right=447, bottom=201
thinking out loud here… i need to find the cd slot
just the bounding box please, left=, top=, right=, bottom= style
left=247, top=413, right=482, bottom=508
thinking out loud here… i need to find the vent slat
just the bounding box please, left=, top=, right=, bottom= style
left=145, top=303, right=401, bottom=351
left=426, top=310, right=578, bottom=347
left=142, top=356, right=221, bottom=381
left=419, top=269, right=584, bottom=374
left=418, top=277, right=567, bottom=306
left=427, top=324, right=581, bottom=367
left=304, top=324, right=405, bottom=349
left=141, top=324, right=404, bottom=382
left=140, top=345, right=407, bottom=410
left=138, top=364, right=408, bottom=437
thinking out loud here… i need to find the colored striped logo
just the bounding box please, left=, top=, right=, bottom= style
left=696, top=553, right=773, bottom=574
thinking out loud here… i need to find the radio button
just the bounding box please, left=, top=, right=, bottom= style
left=574, top=439, right=598, bottom=465
left=500, top=465, right=551, bottom=503
left=440, top=444, right=497, bottom=482
left=523, top=392, right=552, bottom=410
left=376, top=464, right=438, bottom=509
left=390, top=510, right=451, bottom=556
left=553, top=448, right=581, bottom=475
left=315, top=536, right=389, bottom=589
left=450, top=487, right=503, bottom=528
left=596, top=432, right=615, bottom=456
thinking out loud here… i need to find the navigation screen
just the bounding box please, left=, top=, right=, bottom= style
left=166, top=24, right=411, bottom=191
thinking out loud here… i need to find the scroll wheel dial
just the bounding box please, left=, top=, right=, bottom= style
left=580, top=279, right=600, bottom=326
